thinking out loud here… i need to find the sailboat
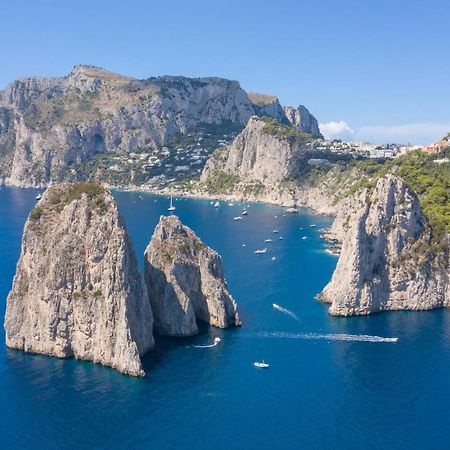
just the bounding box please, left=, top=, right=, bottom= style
left=168, top=196, right=176, bottom=212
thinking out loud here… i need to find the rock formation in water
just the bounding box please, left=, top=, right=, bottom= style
left=201, top=116, right=313, bottom=184
left=4, top=183, right=153, bottom=376
left=0, top=65, right=321, bottom=187
left=318, top=175, right=449, bottom=315
left=144, top=215, right=240, bottom=336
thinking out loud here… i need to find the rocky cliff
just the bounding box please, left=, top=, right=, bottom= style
left=144, top=215, right=240, bottom=336
left=319, top=175, right=449, bottom=315
left=201, top=116, right=313, bottom=184
left=0, top=65, right=321, bottom=187
left=4, top=183, right=153, bottom=376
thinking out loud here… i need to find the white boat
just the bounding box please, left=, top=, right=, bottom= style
left=214, top=337, right=221, bottom=345
left=214, top=201, right=220, bottom=208
left=271, top=257, right=277, bottom=261
left=242, top=244, right=246, bottom=247
left=254, top=361, right=269, bottom=368
left=233, top=216, right=243, bottom=221
left=254, top=248, right=267, bottom=254
left=273, top=229, right=279, bottom=234
left=302, top=236, right=307, bottom=240
left=168, top=196, right=176, bottom=211
left=35, top=193, right=42, bottom=200
left=279, top=236, right=283, bottom=240
left=228, top=203, right=234, bottom=206
left=264, top=239, right=272, bottom=243
left=241, top=209, right=248, bottom=215
left=310, top=224, right=316, bottom=227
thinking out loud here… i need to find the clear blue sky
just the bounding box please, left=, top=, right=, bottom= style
left=1, top=0, right=449, bottom=143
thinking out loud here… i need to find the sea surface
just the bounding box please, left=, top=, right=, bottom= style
left=0, top=186, right=449, bottom=450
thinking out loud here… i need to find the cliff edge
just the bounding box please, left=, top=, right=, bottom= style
left=144, top=215, right=240, bottom=336
left=4, top=183, right=153, bottom=376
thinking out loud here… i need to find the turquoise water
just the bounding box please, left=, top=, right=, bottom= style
left=1, top=186, right=450, bottom=449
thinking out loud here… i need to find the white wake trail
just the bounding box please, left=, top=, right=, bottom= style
left=272, top=303, right=301, bottom=323
left=191, top=344, right=217, bottom=348
left=258, top=331, right=398, bottom=343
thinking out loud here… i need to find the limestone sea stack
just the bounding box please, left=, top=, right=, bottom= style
left=4, top=183, right=153, bottom=376
left=319, top=175, right=449, bottom=315
left=144, top=215, right=240, bottom=336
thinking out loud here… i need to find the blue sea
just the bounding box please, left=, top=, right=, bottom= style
left=1, top=186, right=449, bottom=450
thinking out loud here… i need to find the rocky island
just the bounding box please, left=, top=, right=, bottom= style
left=318, top=175, right=449, bottom=315
left=144, top=215, right=240, bottom=336
left=4, top=183, right=154, bottom=376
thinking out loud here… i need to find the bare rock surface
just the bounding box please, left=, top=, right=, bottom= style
left=144, top=215, right=240, bottom=336
left=319, top=175, right=449, bottom=315
left=4, top=183, right=153, bottom=376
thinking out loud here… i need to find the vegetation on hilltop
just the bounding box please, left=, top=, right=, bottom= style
left=30, top=183, right=107, bottom=221
left=309, top=148, right=450, bottom=243
left=261, top=118, right=313, bottom=144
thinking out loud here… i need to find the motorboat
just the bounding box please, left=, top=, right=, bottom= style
left=254, top=248, right=267, bottom=254
left=214, top=201, right=220, bottom=208
left=233, top=216, right=243, bottom=221
left=273, top=229, right=279, bottom=234
left=214, top=337, right=221, bottom=345
left=254, top=361, right=269, bottom=368
left=264, top=239, right=272, bottom=243
left=35, top=193, right=42, bottom=200
left=241, top=209, right=248, bottom=215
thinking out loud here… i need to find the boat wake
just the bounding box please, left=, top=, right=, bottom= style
left=188, top=337, right=221, bottom=348
left=258, top=331, right=398, bottom=343
left=272, top=304, right=301, bottom=323
left=190, top=343, right=217, bottom=348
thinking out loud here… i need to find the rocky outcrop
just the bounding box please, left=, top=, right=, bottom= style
left=283, top=105, right=322, bottom=138
left=248, top=93, right=322, bottom=138
left=319, top=175, right=449, bottom=315
left=4, top=183, right=153, bottom=376
left=144, top=215, right=240, bottom=336
left=201, top=116, right=313, bottom=184
left=0, top=66, right=321, bottom=187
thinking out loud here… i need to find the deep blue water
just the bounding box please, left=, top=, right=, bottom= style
left=1, top=187, right=450, bottom=449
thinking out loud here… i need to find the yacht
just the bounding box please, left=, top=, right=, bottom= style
left=168, top=196, right=176, bottom=211
left=254, top=248, right=267, bottom=254
left=273, top=229, right=279, bottom=234
left=241, top=209, right=248, bottom=215
left=254, top=361, right=269, bottom=368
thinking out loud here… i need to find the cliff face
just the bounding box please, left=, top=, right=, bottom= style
left=4, top=183, right=153, bottom=376
left=144, top=215, right=240, bottom=336
left=248, top=93, right=322, bottom=138
left=319, top=175, right=449, bottom=315
left=201, top=116, right=312, bottom=184
left=283, top=105, right=322, bottom=138
left=0, top=66, right=321, bottom=187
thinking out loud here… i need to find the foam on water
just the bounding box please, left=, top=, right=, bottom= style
left=258, top=331, right=398, bottom=343
left=272, top=303, right=301, bottom=323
